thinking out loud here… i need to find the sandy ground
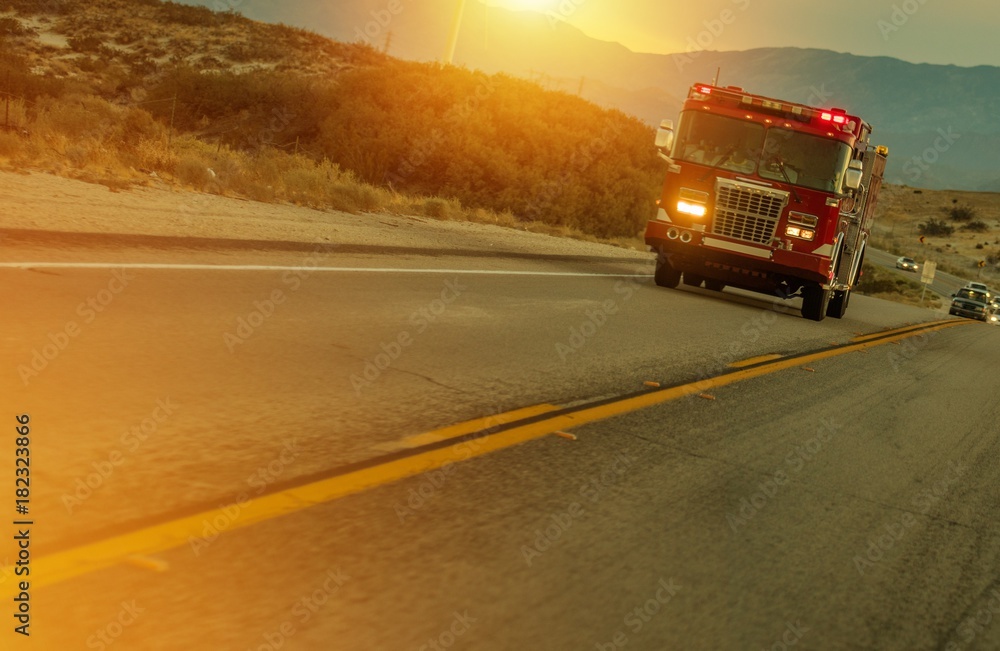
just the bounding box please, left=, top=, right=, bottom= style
left=0, top=170, right=648, bottom=261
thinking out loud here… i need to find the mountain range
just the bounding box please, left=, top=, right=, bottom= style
left=180, top=0, right=1000, bottom=192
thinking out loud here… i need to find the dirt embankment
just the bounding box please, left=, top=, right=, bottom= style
left=0, top=170, right=650, bottom=263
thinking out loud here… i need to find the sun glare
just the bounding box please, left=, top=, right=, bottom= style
left=491, top=0, right=561, bottom=12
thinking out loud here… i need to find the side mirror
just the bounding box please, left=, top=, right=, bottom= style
left=843, top=160, right=863, bottom=191
left=655, top=119, right=674, bottom=152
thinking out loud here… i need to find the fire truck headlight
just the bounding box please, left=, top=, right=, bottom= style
left=677, top=201, right=707, bottom=218
left=785, top=226, right=816, bottom=241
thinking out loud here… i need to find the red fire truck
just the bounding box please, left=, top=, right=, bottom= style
left=645, top=83, right=888, bottom=321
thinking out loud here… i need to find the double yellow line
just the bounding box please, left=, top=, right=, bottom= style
left=4, top=319, right=968, bottom=596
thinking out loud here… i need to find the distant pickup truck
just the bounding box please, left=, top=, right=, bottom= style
left=949, top=287, right=992, bottom=322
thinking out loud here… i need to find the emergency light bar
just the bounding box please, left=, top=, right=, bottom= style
left=689, top=83, right=863, bottom=133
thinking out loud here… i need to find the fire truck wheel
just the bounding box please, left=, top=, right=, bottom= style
left=654, top=256, right=681, bottom=288
left=704, top=280, right=726, bottom=292
left=683, top=273, right=705, bottom=288
left=801, top=284, right=831, bottom=322
left=826, top=289, right=850, bottom=319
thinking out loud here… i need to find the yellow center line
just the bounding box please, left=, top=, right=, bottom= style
left=5, top=319, right=970, bottom=596
left=371, top=403, right=560, bottom=452
left=729, top=353, right=784, bottom=368
left=850, top=318, right=955, bottom=343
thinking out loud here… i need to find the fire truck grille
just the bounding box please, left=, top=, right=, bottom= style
left=712, top=182, right=788, bottom=245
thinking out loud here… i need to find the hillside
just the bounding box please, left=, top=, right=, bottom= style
left=0, top=0, right=661, bottom=240
left=873, top=186, right=1000, bottom=283
left=3, top=0, right=1000, bottom=284
left=185, top=0, right=1000, bottom=192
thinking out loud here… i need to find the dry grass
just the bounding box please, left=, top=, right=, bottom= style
left=872, top=184, right=1000, bottom=283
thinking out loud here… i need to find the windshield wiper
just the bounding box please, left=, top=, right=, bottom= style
left=771, top=158, right=802, bottom=204
left=698, top=146, right=737, bottom=182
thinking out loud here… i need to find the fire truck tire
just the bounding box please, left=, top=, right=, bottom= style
left=826, top=289, right=850, bottom=319
left=683, top=273, right=705, bottom=288
left=704, top=279, right=726, bottom=292
left=654, top=255, right=681, bottom=288
left=801, top=284, right=831, bottom=322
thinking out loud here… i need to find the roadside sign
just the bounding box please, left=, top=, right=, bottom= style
left=920, top=260, right=937, bottom=285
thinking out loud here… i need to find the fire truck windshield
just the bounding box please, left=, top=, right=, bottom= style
left=759, top=128, right=853, bottom=193
left=674, top=111, right=854, bottom=194
left=674, top=112, right=764, bottom=175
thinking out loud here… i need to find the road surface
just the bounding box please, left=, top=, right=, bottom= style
left=1, top=233, right=998, bottom=651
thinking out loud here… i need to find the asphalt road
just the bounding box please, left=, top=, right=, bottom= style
left=2, top=237, right=999, bottom=651
left=867, top=247, right=971, bottom=298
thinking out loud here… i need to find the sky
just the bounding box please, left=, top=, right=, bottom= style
left=483, top=0, right=1000, bottom=68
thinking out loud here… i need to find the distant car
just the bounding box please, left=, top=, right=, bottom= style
left=950, top=287, right=991, bottom=322
left=895, top=256, right=919, bottom=272
left=964, top=282, right=992, bottom=298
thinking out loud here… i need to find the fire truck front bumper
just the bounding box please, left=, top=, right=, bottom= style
left=644, top=219, right=833, bottom=290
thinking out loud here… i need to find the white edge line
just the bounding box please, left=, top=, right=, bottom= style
left=0, top=262, right=651, bottom=278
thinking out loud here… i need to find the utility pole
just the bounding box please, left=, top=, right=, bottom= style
left=168, top=94, right=177, bottom=146
left=444, top=0, right=467, bottom=65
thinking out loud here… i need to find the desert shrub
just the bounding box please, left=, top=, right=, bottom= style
left=4, top=0, right=80, bottom=15
left=67, top=35, right=105, bottom=53
left=157, top=1, right=241, bottom=27
left=128, top=138, right=178, bottom=172
left=0, top=17, right=33, bottom=36
left=918, top=218, right=954, bottom=237
left=174, top=155, right=213, bottom=187
left=0, top=130, right=25, bottom=157
left=949, top=205, right=976, bottom=222
left=421, top=197, right=459, bottom=220
left=962, top=220, right=989, bottom=233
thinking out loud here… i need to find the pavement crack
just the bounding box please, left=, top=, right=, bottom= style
left=391, top=367, right=468, bottom=394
